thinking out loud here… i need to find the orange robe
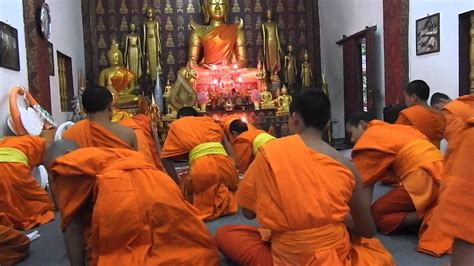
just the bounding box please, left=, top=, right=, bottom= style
left=352, top=120, right=451, bottom=256
left=231, top=129, right=274, bottom=173
left=161, top=117, right=239, bottom=221
left=0, top=136, right=54, bottom=230
left=0, top=212, right=30, bottom=265
left=396, top=104, right=446, bottom=148
left=218, top=114, right=257, bottom=142
left=433, top=118, right=474, bottom=244
left=216, top=135, right=395, bottom=265
left=201, top=24, right=239, bottom=65
left=63, top=119, right=132, bottom=149
left=118, top=114, right=164, bottom=171
left=50, top=148, right=219, bottom=266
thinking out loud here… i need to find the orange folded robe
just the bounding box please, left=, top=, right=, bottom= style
left=396, top=104, right=446, bottom=148
left=0, top=212, right=30, bottom=265
left=161, top=117, right=239, bottom=221
left=0, top=136, right=54, bottom=230
left=216, top=135, right=395, bottom=265
left=433, top=118, right=474, bottom=244
left=352, top=120, right=451, bottom=256
left=231, top=129, right=275, bottom=173
left=118, top=114, right=164, bottom=171
left=50, top=148, right=219, bottom=266
left=63, top=119, right=132, bottom=149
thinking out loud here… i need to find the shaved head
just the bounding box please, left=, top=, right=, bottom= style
left=44, top=140, right=79, bottom=169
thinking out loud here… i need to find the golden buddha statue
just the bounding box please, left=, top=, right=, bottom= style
left=124, top=23, right=143, bottom=78
left=260, top=83, right=275, bottom=109
left=284, top=43, right=297, bottom=89
left=301, top=50, right=313, bottom=88
left=262, top=9, right=282, bottom=77
left=277, top=85, right=292, bottom=116
left=171, top=0, right=258, bottom=109
left=143, top=7, right=162, bottom=84
left=98, top=39, right=139, bottom=108
left=163, top=79, right=172, bottom=98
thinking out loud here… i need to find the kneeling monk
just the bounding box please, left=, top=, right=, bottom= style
left=226, top=119, right=275, bottom=173
left=161, top=107, right=239, bottom=221
left=432, top=117, right=474, bottom=266
left=45, top=141, right=219, bottom=266
left=216, top=90, right=395, bottom=265
left=0, top=136, right=54, bottom=230
left=347, top=113, right=451, bottom=256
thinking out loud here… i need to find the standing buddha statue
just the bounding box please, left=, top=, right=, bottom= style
left=262, top=9, right=282, bottom=78
left=143, top=7, right=162, bottom=84
left=124, top=22, right=143, bottom=78
left=284, top=43, right=297, bottom=90
left=301, top=50, right=313, bottom=88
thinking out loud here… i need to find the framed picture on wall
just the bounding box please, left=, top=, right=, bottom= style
left=416, top=13, right=440, bottom=55
left=0, top=21, right=20, bottom=71
left=48, top=41, right=54, bottom=76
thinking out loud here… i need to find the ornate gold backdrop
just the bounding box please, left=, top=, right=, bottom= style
left=81, top=0, right=321, bottom=89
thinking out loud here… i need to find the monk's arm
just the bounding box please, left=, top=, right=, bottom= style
left=242, top=208, right=256, bottom=220
left=130, top=132, right=139, bottom=151
left=150, top=121, right=163, bottom=158
left=222, top=135, right=240, bottom=171
left=162, top=158, right=180, bottom=185
left=63, top=212, right=86, bottom=266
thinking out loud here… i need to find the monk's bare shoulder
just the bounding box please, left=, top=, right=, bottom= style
left=109, top=123, right=138, bottom=147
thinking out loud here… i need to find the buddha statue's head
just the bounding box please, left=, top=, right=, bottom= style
left=146, top=7, right=155, bottom=19
left=288, top=43, right=294, bottom=54
left=107, top=39, right=123, bottom=67
left=281, top=85, right=288, bottom=95
left=266, top=9, right=273, bottom=20
left=303, top=49, right=310, bottom=61
left=202, top=0, right=229, bottom=23
left=129, top=23, right=137, bottom=32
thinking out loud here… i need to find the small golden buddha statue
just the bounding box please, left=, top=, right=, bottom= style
left=143, top=7, right=162, bottom=84
left=301, top=50, right=313, bottom=88
left=163, top=79, right=172, bottom=98
left=165, top=17, right=174, bottom=31
left=124, top=23, right=143, bottom=78
left=262, top=9, right=282, bottom=77
left=98, top=39, right=139, bottom=108
left=284, top=43, right=297, bottom=89
left=260, top=83, right=275, bottom=109
left=277, top=85, right=292, bottom=116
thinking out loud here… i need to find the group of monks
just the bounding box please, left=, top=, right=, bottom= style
left=0, top=80, right=472, bottom=266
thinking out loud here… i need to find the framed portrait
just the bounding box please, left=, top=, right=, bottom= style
left=0, top=21, right=20, bottom=71
left=416, top=13, right=440, bottom=55
left=48, top=41, right=54, bottom=76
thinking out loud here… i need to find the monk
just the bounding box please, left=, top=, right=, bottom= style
left=44, top=140, right=219, bottom=266
left=0, top=136, right=54, bottom=230
left=346, top=112, right=452, bottom=257
left=63, top=85, right=138, bottom=150
left=0, top=212, right=30, bottom=265
left=118, top=114, right=164, bottom=171
left=396, top=80, right=446, bottom=148
left=216, top=90, right=395, bottom=265
left=227, top=119, right=275, bottom=173
left=432, top=118, right=474, bottom=266
left=161, top=107, right=239, bottom=221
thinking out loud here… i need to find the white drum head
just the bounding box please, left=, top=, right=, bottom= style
left=20, top=107, right=44, bottom=136
left=55, top=121, right=75, bottom=141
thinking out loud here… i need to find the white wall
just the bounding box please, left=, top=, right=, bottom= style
left=0, top=0, right=85, bottom=137
left=319, top=0, right=385, bottom=138
left=48, top=0, right=85, bottom=124
left=409, top=0, right=473, bottom=99
left=0, top=0, right=29, bottom=136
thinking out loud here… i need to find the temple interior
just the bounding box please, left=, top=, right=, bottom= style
left=1, top=0, right=473, bottom=265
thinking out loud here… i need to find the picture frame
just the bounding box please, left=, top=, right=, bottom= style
left=416, top=13, right=440, bottom=56
left=48, top=41, right=54, bottom=76
left=0, top=21, right=20, bottom=71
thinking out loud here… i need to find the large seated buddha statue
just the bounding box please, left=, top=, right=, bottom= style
left=170, top=0, right=259, bottom=109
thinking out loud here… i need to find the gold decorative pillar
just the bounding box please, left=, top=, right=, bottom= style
left=470, top=12, right=474, bottom=95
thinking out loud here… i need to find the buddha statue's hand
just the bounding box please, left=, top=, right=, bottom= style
left=184, top=62, right=198, bottom=79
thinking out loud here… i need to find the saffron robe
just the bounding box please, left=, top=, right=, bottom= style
left=118, top=114, right=164, bottom=171
left=217, top=135, right=395, bottom=265
left=396, top=104, right=446, bottom=148
left=0, top=212, right=30, bottom=265
left=232, top=129, right=274, bottom=173
left=50, top=148, right=219, bottom=266
left=352, top=120, right=451, bottom=256
left=161, top=117, right=239, bottom=221
left=201, top=24, right=239, bottom=65
left=433, top=118, right=474, bottom=244
left=0, top=136, right=54, bottom=230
